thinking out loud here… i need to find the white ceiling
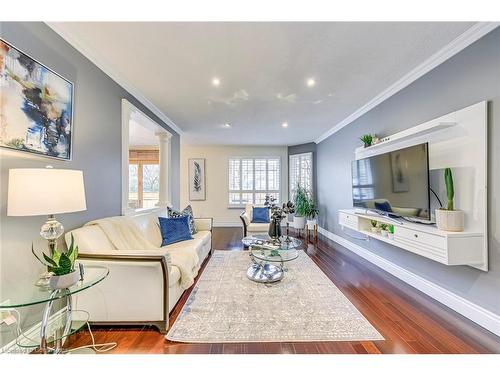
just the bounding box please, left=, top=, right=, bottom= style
left=52, top=22, right=477, bottom=145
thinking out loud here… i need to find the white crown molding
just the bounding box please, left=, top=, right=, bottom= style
left=45, top=22, right=183, bottom=136
left=318, top=226, right=500, bottom=337
left=315, top=22, right=500, bottom=144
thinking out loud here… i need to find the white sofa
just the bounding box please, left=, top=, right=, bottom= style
left=65, top=210, right=213, bottom=333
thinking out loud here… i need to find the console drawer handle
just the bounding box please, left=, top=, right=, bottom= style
left=414, top=234, right=418, bottom=238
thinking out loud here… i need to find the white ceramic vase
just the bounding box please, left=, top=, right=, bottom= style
left=380, top=230, right=388, bottom=237
left=435, top=209, right=464, bottom=232
left=49, top=270, right=80, bottom=290
left=294, top=216, right=306, bottom=229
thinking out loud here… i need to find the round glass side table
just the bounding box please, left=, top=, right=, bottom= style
left=0, top=265, right=109, bottom=354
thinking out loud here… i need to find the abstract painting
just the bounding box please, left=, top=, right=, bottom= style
left=188, top=158, right=206, bottom=201
left=0, top=39, right=73, bottom=160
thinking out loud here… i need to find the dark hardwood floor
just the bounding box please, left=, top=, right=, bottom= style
left=66, top=227, right=500, bottom=354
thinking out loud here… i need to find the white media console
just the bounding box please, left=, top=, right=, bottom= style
left=340, top=101, right=488, bottom=271
left=339, top=209, right=487, bottom=270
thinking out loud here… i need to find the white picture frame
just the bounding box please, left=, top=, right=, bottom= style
left=189, top=158, right=206, bottom=201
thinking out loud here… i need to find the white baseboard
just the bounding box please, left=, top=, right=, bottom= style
left=214, top=221, right=241, bottom=227
left=318, top=226, right=500, bottom=337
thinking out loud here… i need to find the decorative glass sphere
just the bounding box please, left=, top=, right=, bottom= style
left=40, top=218, right=64, bottom=241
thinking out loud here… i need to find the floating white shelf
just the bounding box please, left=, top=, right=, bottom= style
left=356, top=121, right=456, bottom=160
left=339, top=209, right=487, bottom=271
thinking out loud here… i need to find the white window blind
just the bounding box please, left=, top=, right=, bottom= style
left=351, top=158, right=374, bottom=200
left=289, top=152, right=313, bottom=199
left=228, top=157, right=280, bottom=207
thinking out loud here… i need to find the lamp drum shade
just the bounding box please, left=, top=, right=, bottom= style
left=7, top=168, right=87, bottom=216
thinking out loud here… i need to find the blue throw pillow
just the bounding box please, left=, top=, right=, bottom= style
left=158, top=216, right=193, bottom=246
left=252, top=207, right=270, bottom=223
left=374, top=201, right=393, bottom=213
left=167, top=205, right=197, bottom=234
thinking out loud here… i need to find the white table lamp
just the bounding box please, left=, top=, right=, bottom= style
left=7, top=167, right=87, bottom=253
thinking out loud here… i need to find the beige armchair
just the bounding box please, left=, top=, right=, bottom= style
left=239, top=204, right=270, bottom=237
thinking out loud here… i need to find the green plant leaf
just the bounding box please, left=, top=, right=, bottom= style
left=58, top=253, right=72, bottom=271
left=43, top=252, right=58, bottom=267
left=32, top=244, right=51, bottom=267
left=51, top=249, right=61, bottom=265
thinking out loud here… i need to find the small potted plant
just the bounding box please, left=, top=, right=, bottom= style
left=387, top=224, right=395, bottom=240
left=360, top=134, right=373, bottom=148
left=293, top=184, right=309, bottom=229
left=380, top=223, right=389, bottom=237
left=305, top=197, right=319, bottom=228
left=32, top=234, right=80, bottom=289
left=370, top=220, right=379, bottom=233
left=435, top=168, right=464, bottom=232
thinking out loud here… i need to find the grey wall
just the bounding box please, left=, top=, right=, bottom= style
left=288, top=142, right=317, bottom=200
left=0, top=22, right=180, bottom=342
left=316, top=27, right=500, bottom=316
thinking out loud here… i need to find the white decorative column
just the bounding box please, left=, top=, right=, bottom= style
left=156, top=131, right=172, bottom=207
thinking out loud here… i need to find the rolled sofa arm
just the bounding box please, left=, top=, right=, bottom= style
left=77, top=251, right=170, bottom=333
left=240, top=211, right=250, bottom=237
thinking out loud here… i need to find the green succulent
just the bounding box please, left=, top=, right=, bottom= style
left=360, top=134, right=373, bottom=147
left=444, top=167, right=454, bottom=211
left=370, top=220, right=378, bottom=228
left=32, top=234, right=79, bottom=276
left=379, top=223, right=388, bottom=231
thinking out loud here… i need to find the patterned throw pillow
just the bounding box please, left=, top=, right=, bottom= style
left=167, top=205, right=197, bottom=235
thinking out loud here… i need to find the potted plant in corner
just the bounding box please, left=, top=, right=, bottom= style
left=305, top=196, right=319, bottom=228
left=370, top=220, right=379, bottom=233
left=32, top=234, right=80, bottom=289
left=435, top=168, right=464, bottom=232
left=293, top=184, right=309, bottom=230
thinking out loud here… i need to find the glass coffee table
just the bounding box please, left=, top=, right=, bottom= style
left=242, top=234, right=302, bottom=283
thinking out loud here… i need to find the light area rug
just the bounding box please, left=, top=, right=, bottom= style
left=166, top=250, right=383, bottom=343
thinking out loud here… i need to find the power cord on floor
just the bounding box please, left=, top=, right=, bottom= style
left=63, top=321, right=117, bottom=353
left=6, top=308, right=116, bottom=353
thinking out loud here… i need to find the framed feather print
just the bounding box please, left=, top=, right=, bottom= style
left=188, top=158, right=206, bottom=201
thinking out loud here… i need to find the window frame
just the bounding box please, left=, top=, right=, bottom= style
left=228, top=156, right=281, bottom=208
left=289, top=152, right=313, bottom=200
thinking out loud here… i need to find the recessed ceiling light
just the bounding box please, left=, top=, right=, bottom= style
left=306, top=78, right=316, bottom=87
left=212, top=77, right=220, bottom=87
left=282, top=122, right=288, bottom=128
left=224, top=123, right=231, bottom=128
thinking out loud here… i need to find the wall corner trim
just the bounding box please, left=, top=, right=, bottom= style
left=314, top=22, right=500, bottom=144
left=45, top=22, right=183, bottom=136
left=318, top=226, right=500, bottom=337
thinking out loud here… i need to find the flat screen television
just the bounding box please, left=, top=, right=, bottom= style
left=351, top=143, right=430, bottom=220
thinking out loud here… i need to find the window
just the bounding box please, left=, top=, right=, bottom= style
left=128, top=149, right=160, bottom=209
left=289, top=152, right=313, bottom=199
left=351, top=158, right=374, bottom=201
left=228, top=157, right=280, bottom=207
